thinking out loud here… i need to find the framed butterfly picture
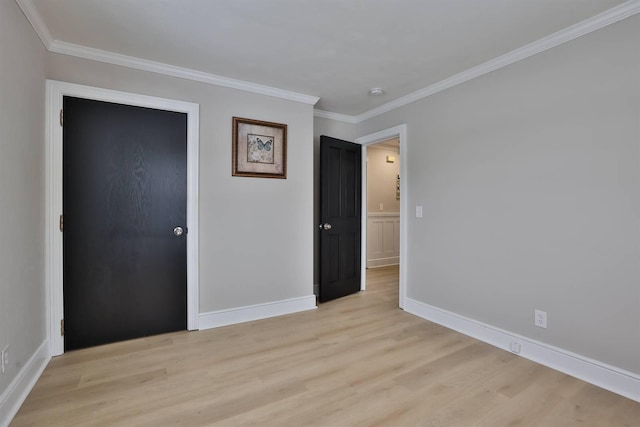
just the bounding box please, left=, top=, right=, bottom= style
left=232, top=117, right=287, bottom=179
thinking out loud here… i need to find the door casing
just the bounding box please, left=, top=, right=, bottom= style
left=46, top=80, right=200, bottom=356
left=355, top=124, right=408, bottom=309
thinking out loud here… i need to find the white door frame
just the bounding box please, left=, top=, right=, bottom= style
left=45, top=80, right=200, bottom=356
left=355, top=124, right=408, bottom=309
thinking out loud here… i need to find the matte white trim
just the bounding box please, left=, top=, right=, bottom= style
left=367, top=257, right=399, bottom=268
left=198, top=296, right=317, bottom=330
left=14, top=0, right=53, bottom=48
left=355, top=125, right=408, bottom=309
left=317, top=0, right=640, bottom=124
left=0, top=340, right=50, bottom=427
left=16, top=0, right=319, bottom=106
left=48, top=41, right=320, bottom=105
left=313, top=109, right=358, bottom=124
left=46, top=80, right=200, bottom=356
left=405, top=298, right=640, bottom=403
left=18, top=0, right=639, bottom=117
left=367, top=212, right=400, bottom=218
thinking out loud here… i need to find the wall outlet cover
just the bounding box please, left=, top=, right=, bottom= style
left=1, top=344, right=8, bottom=374
left=535, top=309, right=548, bottom=328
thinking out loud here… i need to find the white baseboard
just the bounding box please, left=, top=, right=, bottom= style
left=199, top=295, right=317, bottom=330
left=367, top=257, right=399, bottom=268
left=404, top=298, right=640, bottom=403
left=0, top=340, right=50, bottom=427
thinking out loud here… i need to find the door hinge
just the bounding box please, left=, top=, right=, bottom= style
left=60, top=319, right=64, bottom=336
left=59, top=109, right=63, bottom=126
left=59, top=214, right=64, bottom=232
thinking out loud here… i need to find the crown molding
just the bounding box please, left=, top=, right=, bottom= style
left=15, top=0, right=53, bottom=48
left=313, top=109, right=358, bottom=124
left=16, top=0, right=639, bottom=114
left=48, top=41, right=319, bottom=105
left=315, top=0, right=640, bottom=124
left=15, top=0, right=318, bottom=106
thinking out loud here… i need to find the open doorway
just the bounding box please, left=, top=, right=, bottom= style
left=365, top=139, right=400, bottom=267
left=364, top=139, right=400, bottom=301
left=356, top=124, right=408, bottom=309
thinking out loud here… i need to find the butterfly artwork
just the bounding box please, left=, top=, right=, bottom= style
left=233, top=117, right=287, bottom=178
left=256, top=137, right=272, bottom=151
left=247, top=134, right=275, bottom=164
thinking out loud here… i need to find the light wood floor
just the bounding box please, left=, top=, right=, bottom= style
left=12, top=266, right=640, bottom=426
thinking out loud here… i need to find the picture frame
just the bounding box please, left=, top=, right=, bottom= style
left=232, top=117, right=287, bottom=179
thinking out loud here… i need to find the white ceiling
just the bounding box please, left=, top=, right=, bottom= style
left=24, top=0, right=630, bottom=117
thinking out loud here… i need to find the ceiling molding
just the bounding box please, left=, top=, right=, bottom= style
left=49, top=41, right=320, bottom=105
left=316, top=0, right=640, bottom=124
left=16, top=0, right=639, bottom=114
left=313, top=109, right=358, bottom=124
left=16, top=0, right=319, bottom=106
left=15, top=0, right=53, bottom=48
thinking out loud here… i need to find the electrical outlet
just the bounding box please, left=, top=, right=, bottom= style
left=1, top=344, right=8, bottom=374
left=534, top=309, right=547, bottom=328
left=509, top=341, right=521, bottom=354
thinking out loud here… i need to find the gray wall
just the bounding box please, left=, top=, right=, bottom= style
left=0, top=0, right=47, bottom=395
left=313, top=117, right=356, bottom=287
left=46, top=54, right=315, bottom=313
left=356, top=15, right=640, bottom=373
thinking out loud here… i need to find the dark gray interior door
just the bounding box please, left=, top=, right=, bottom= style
left=63, top=96, right=187, bottom=351
left=319, top=135, right=362, bottom=302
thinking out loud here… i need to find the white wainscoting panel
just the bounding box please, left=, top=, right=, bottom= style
left=367, top=213, right=400, bottom=268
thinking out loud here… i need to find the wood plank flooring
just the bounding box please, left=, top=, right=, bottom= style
left=11, top=266, right=640, bottom=426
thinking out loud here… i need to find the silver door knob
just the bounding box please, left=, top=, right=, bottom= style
left=173, top=226, right=184, bottom=236
left=319, top=223, right=332, bottom=230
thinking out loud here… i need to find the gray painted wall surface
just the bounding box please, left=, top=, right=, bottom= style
left=356, top=15, right=640, bottom=373
left=46, top=54, right=315, bottom=313
left=0, top=0, right=47, bottom=396
left=3, top=0, right=638, bottom=405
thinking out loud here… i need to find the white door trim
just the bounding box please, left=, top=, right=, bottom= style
left=355, top=124, right=408, bottom=309
left=45, top=80, right=200, bottom=356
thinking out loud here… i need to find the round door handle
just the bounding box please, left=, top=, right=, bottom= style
left=319, top=223, right=332, bottom=230
left=173, top=226, right=184, bottom=236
